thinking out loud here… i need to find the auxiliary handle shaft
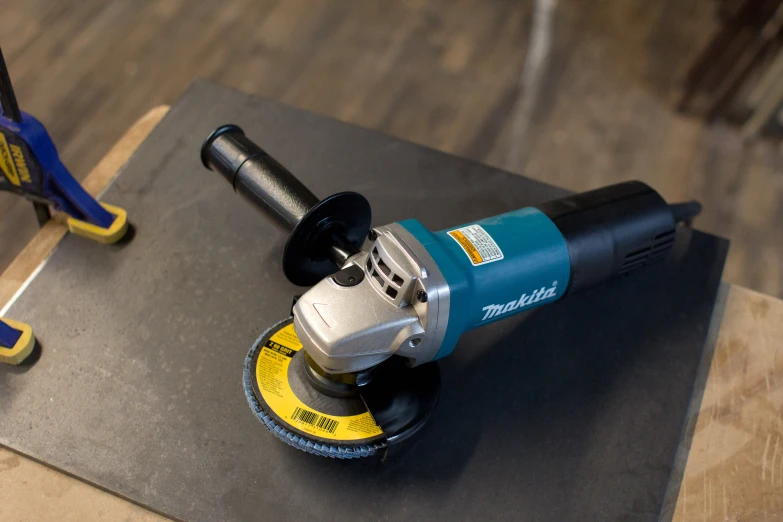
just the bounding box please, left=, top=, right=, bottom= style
left=201, top=125, right=372, bottom=286
left=201, top=124, right=319, bottom=232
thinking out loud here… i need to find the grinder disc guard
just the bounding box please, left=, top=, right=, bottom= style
left=243, top=318, right=440, bottom=459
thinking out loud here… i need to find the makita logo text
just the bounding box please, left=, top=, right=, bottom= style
left=481, top=281, right=559, bottom=321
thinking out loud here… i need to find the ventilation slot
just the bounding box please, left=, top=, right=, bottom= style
left=650, top=241, right=674, bottom=254
left=377, top=258, right=391, bottom=276
left=366, top=246, right=408, bottom=301
left=619, top=258, right=649, bottom=274
left=619, top=228, right=676, bottom=274
left=623, top=246, right=651, bottom=264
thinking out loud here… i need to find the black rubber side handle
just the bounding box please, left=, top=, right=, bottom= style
left=201, top=125, right=372, bottom=286
left=201, top=124, right=319, bottom=232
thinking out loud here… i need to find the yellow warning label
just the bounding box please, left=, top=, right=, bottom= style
left=0, top=133, right=20, bottom=186
left=447, top=224, right=504, bottom=266
left=256, top=323, right=383, bottom=441
left=449, top=230, right=482, bottom=264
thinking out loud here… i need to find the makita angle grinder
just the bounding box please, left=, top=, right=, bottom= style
left=201, top=125, right=702, bottom=459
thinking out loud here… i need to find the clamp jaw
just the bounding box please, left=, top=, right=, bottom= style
left=0, top=47, right=127, bottom=243
left=0, top=318, right=34, bottom=365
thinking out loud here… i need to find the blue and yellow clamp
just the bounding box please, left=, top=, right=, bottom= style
left=0, top=318, right=34, bottom=365
left=0, top=47, right=130, bottom=364
left=0, top=47, right=128, bottom=243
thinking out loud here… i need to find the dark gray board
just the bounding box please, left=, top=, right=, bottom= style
left=0, top=80, right=728, bottom=522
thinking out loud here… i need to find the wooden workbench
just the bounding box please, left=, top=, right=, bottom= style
left=0, top=108, right=780, bottom=522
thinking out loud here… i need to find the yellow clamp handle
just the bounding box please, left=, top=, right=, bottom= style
left=67, top=202, right=129, bottom=244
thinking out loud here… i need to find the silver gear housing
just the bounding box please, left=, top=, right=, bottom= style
left=293, top=223, right=451, bottom=374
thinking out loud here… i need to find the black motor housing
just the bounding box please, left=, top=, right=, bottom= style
left=536, top=181, right=683, bottom=295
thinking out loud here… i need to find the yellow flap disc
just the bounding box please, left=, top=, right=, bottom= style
left=244, top=318, right=440, bottom=459
left=244, top=318, right=386, bottom=458
left=0, top=318, right=35, bottom=365
left=67, top=202, right=128, bottom=244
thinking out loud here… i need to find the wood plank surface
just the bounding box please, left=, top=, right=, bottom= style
left=0, top=0, right=781, bottom=299
left=673, top=285, right=783, bottom=522
left=0, top=452, right=168, bottom=522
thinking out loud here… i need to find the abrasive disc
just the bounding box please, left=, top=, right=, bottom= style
left=243, top=318, right=388, bottom=458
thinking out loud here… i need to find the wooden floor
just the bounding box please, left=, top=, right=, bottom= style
left=0, top=0, right=781, bottom=297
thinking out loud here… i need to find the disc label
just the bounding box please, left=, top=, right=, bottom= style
left=255, top=323, right=383, bottom=440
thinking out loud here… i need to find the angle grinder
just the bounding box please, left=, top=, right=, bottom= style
left=201, top=125, right=702, bottom=459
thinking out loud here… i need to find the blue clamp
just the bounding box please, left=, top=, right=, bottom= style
left=0, top=47, right=127, bottom=243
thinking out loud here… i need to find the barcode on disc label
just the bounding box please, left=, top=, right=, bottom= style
left=291, top=407, right=339, bottom=434
left=447, top=224, right=504, bottom=266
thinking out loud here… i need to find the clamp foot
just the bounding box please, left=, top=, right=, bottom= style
left=67, top=202, right=129, bottom=244
left=0, top=318, right=35, bottom=365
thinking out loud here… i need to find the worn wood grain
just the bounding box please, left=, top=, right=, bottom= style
left=672, top=285, right=783, bottom=522
left=1, top=0, right=781, bottom=298
left=0, top=449, right=169, bottom=522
